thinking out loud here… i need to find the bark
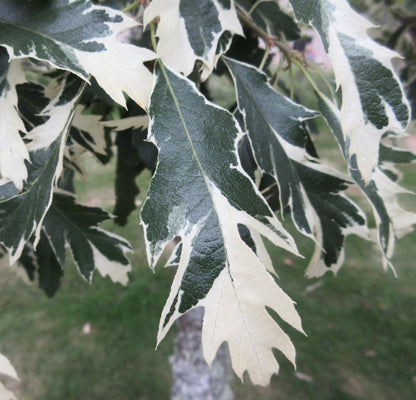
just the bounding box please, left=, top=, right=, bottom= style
left=170, top=307, right=234, bottom=400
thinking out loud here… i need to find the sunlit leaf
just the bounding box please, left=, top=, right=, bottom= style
left=141, top=62, right=302, bottom=385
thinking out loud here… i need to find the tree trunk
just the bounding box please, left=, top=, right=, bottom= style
left=170, top=307, right=234, bottom=400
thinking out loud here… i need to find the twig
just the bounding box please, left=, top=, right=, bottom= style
left=236, top=6, right=293, bottom=67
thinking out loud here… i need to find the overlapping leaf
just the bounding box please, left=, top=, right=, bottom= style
left=318, top=93, right=416, bottom=272
left=144, top=0, right=243, bottom=79
left=110, top=115, right=156, bottom=226
left=141, top=62, right=303, bottom=385
left=0, top=0, right=155, bottom=108
left=224, top=57, right=367, bottom=276
left=0, top=75, right=84, bottom=264
left=0, top=56, right=29, bottom=190
left=42, top=192, right=131, bottom=284
left=16, top=192, right=132, bottom=296
left=289, top=0, right=410, bottom=183
left=70, top=105, right=111, bottom=162
left=0, top=352, right=18, bottom=400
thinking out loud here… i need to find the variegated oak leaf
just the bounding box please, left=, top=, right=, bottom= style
left=144, top=0, right=243, bottom=80
left=42, top=191, right=131, bottom=284
left=224, top=57, right=367, bottom=277
left=0, top=57, right=29, bottom=190
left=318, top=93, right=416, bottom=272
left=0, top=0, right=156, bottom=108
left=289, top=0, right=410, bottom=183
left=0, top=75, right=84, bottom=264
left=141, top=62, right=303, bottom=385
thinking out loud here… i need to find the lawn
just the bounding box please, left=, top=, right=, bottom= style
left=1, top=147, right=416, bottom=399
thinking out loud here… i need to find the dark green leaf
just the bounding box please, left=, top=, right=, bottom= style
left=141, top=61, right=302, bottom=385
left=224, top=57, right=366, bottom=276
left=0, top=75, right=84, bottom=264
left=42, top=192, right=131, bottom=283
left=0, top=0, right=155, bottom=107
left=36, top=232, right=64, bottom=298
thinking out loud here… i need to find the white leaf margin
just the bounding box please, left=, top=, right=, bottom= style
left=201, top=184, right=304, bottom=386
left=290, top=0, right=411, bottom=183
left=91, top=230, right=132, bottom=285
left=142, top=62, right=303, bottom=386
left=1, top=2, right=156, bottom=109
left=318, top=92, right=416, bottom=274
left=0, top=382, right=17, bottom=400
left=144, top=0, right=243, bottom=80
left=0, top=60, right=29, bottom=190
left=8, top=80, right=84, bottom=265
left=0, top=352, right=19, bottom=399
left=153, top=181, right=304, bottom=386
left=0, top=353, right=18, bottom=381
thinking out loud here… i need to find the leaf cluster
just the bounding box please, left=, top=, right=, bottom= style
left=0, top=0, right=415, bottom=388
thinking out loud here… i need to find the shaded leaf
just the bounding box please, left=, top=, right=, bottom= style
left=17, top=242, right=37, bottom=282
left=0, top=75, right=84, bottom=264
left=225, top=57, right=367, bottom=276
left=379, top=142, right=416, bottom=165
left=318, top=93, right=416, bottom=272
left=36, top=231, right=64, bottom=297
left=70, top=105, right=112, bottom=163
left=43, top=191, right=131, bottom=283
left=103, top=106, right=156, bottom=225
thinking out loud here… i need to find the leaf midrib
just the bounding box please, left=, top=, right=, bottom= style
left=157, top=61, right=219, bottom=208
left=158, top=62, right=280, bottom=383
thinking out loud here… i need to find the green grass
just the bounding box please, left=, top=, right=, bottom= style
left=1, top=151, right=416, bottom=399
left=233, top=230, right=416, bottom=399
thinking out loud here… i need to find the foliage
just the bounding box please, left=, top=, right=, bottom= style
left=0, top=0, right=415, bottom=391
